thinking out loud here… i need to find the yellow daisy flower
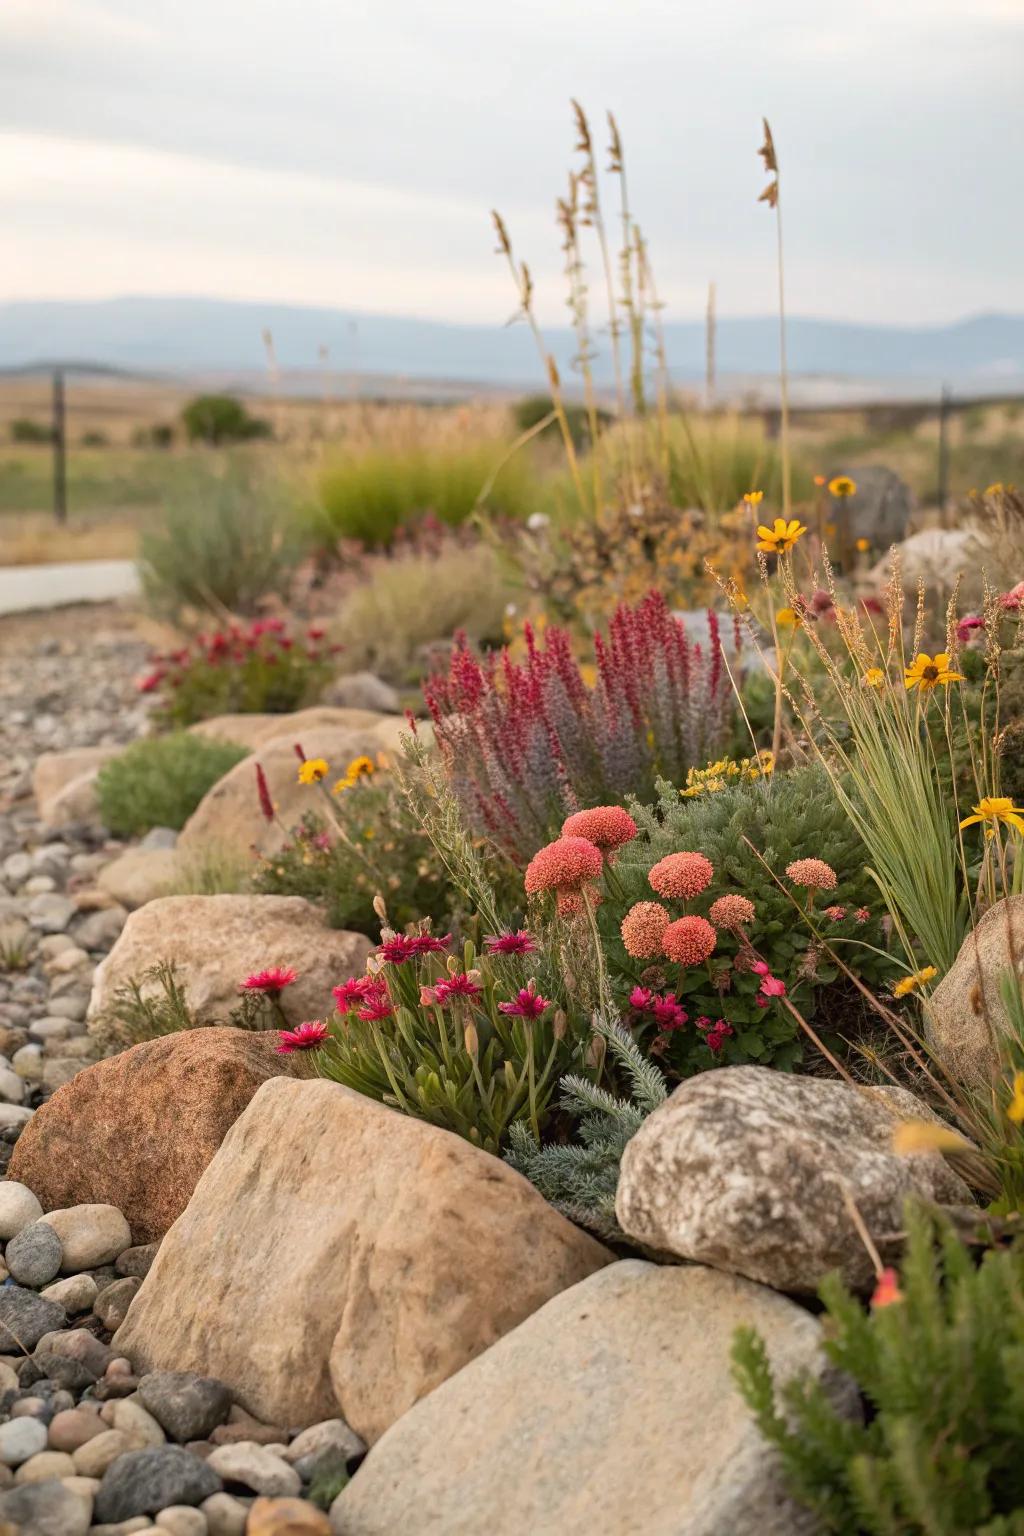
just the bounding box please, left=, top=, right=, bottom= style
left=1009, top=1071, right=1024, bottom=1125
left=297, top=758, right=329, bottom=785
left=904, top=652, right=964, bottom=691
left=863, top=667, right=885, bottom=688
left=743, top=490, right=764, bottom=506
left=959, top=797, right=1024, bottom=837
left=828, top=476, right=857, bottom=498
left=892, top=965, right=938, bottom=999
left=756, top=517, right=807, bottom=555
left=345, top=755, right=375, bottom=781
left=775, top=607, right=800, bottom=628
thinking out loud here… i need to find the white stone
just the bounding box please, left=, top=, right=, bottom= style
left=0, top=1416, right=48, bottom=1466
left=0, top=1180, right=43, bottom=1238
left=41, top=1272, right=98, bottom=1315
left=205, top=1441, right=301, bottom=1497
left=201, top=1493, right=248, bottom=1536
left=155, top=1507, right=209, bottom=1535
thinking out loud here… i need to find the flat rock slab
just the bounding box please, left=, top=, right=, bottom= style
left=8, top=1027, right=311, bottom=1242
left=115, top=1078, right=610, bottom=1442
left=616, top=1066, right=972, bottom=1293
left=334, top=1259, right=853, bottom=1536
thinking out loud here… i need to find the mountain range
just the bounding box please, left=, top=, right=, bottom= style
left=2, top=297, right=1023, bottom=399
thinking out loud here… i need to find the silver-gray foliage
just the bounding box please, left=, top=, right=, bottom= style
left=505, top=1015, right=667, bottom=1243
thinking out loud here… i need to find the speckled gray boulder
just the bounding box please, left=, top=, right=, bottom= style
left=616, top=1066, right=973, bottom=1293
left=0, top=1286, right=66, bottom=1351
left=94, top=1445, right=222, bottom=1522
left=5, top=1221, right=63, bottom=1287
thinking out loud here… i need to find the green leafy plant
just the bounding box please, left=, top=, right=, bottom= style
left=95, top=732, right=249, bottom=837
left=143, top=617, right=335, bottom=727
left=506, top=1014, right=666, bottom=1241
left=139, top=462, right=306, bottom=618
left=181, top=394, right=271, bottom=445
left=732, top=1204, right=1024, bottom=1535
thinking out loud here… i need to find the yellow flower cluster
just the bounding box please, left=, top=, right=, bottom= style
left=297, top=758, right=328, bottom=785
left=332, top=755, right=376, bottom=796
left=892, top=965, right=938, bottom=999
left=681, top=750, right=775, bottom=798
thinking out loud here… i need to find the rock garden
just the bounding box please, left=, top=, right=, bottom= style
left=2, top=251, right=1024, bottom=1533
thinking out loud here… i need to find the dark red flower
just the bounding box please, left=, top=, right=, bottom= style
left=377, top=934, right=423, bottom=964
left=650, top=994, right=688, bottom=1031
left=255, top=763, right=275, bottom=823
left=293, top=743, right=306, bottom=764
left=433, top=972, right=483, bottom=1005
left=409, top=933, right=452, bottom=956
left=484, top=930, right=537, bottom=955
left=136, top=669, right=164, bottom=694
left=239, top=966, right=297, bottom=995
left=276, top=1019, right=329, bottom=1054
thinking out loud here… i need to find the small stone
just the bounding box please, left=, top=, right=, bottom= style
left=48, top=1405, right=105, bottom=1452
left=6, top=1220, right=63, bottom=1286
left=27, top=894, right=76, bottom=934
left=0, top=1363, right=17, bottom=1393
left=0, top=1415, right=48, bottom=1466
left=0, top=1179, right=43, bottom=1237
left=138, top=1372, right=232, bottom=1444
left=13, top=1448, right=76, bottom=1483
left=110, top=1399, right=166, bottom=1448
left=0, top=1479, right=92, bottom=1535
left=0, top=1286, right=67, bottom=1351
left=73, top=907, right=128, bottom=951
left=92, top=1521, right=156, bottom=1535
left=94, top=1445, right=222, bottom=1522
left=95, top=1276, right=140, bottom=1329
left=41, top=1273, right=98, bottom=1314
left=39, top=1203, right=132, bottom=1270
left=45, top=994, right=89, bottom=1021
left=28, top=1351, right=97, bottom=1393
left=154, top=1507, right=208, bottom=1535
left=0, top=1066, right=24, bottom=1104
left=283, top=1420, right=364, bottom=1466
left=201, top=1493, right=248, bottom=1536
left=29, top=1016, right=80, bottom=1044
left=44, top=946, right=90, bottom=974
left=0, top=1104, right=33, bottom=1134
left=11, top=1043, right=43, bottom=1081
left=247, top=1496, right=330, bottom=1534
left=72, top=1428, right=134, bottom=1478
left=204, top=1443, right=300, bottom=1498
left=116, top=1243, right=161, bottom=1279
left=108, top=1357, right=135, bottom=1376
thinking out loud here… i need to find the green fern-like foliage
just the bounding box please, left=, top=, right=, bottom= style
left=602, top=764, right=895, bottom=1076
left=505, top=1015, right=667, bottom=1242
left=732, top=1204, right=1024, bottom=1535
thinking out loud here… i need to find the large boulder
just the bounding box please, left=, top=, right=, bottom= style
left=178, top=725, right=398, bottom=861
left=321, top=673, right=400, bottom=714
left=33, top=747, right=119, bottom=827
left=333, top=1259, right=855, bottom=1536
left=188, top=707, right=388, bottom=752
left=97, top=847, right=181, bottom=910
left=7, top=1028, right=310, bottom=1242
left=837, top=464, right=911, bottom=550
left=925, top=898, right=1024, bottom=1086
left=616, top=1067, right=972, bottom=1293
left=115, top=1079, right=610, bottom=1442
left=88, top=894, right=371, bottom=1025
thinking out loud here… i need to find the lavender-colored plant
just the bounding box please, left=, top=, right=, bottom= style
left=423, top=590, right=740, bottom=863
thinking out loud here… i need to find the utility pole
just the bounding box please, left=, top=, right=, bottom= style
left=52, top=369, right=67, bottom=524
left=936, top=385, right=951, bottom=513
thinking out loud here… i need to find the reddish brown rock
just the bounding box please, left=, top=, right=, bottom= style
left=7, top=1029, right=312, bottom=1242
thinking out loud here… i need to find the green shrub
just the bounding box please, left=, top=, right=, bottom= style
left=96, top=732, right=248, bottom=837
left=143, top=618, right=335, bottom=728
left=10, top=418, right=51, bottom=444
left=512, top=393, right=609, bottom=451
left=335, top=542, right=512, bottom=682
left=181, top=394, right=271, bottom=445
left=139, top=462, right=306, bottom=618
left=600, top=763, right=895, bottom=1079
left=732, top=1205, right=1024, bottom=1535
left=314, top=440, right=536, bottom=549
left=664, top=414, right=808, bottom=513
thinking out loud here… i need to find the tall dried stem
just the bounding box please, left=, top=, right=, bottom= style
left=757, top=120, right=791, bottom=517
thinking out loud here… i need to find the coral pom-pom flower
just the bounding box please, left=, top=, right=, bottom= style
left=524, top=836, right=603, bottom=895
left=620, top=902, right=671, bottom=959
left=756, top=517, right=807, bottom=554
left=959, top=797, right=1024, bottom=837
left=276, top=1020, right=328, bottom=1054
left=561, top=806, right=638, bottom=852
left=484, top=930, right=537, bottom=955
left=708, top=894, right=755, bottom=930
left=648, top=851, right=714, bottom=901
left=662, top=915, right=716, bottom=967
left=785, top=858, right=838, bottom=892
left=297, top=757, right=329, bottom=784
left=904, top=652, right=963, bottom=692
left=239, top=966, right=297, bottom=995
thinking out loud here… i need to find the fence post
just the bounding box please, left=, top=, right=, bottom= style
left=52, top=369, right=67, bottom=524
left=936, top=384, right=951, bottom=513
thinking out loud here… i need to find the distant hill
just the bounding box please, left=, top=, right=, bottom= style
left=1, top=297, right=1023, bottom=398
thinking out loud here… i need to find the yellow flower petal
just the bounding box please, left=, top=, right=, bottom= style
left=892, top=1120, right=970, bottom=1155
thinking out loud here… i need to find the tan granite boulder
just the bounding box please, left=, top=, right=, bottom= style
left=616, top=1066, right=972, bottom=1293
left=925, top=897, right=1024, bottom=1086
left=88, top=894, right=370, bottom=1026
left=33, top=747, right=120, bottom=826
left=97, top=847, right=181, bottom=910
left=188, top=707, right=385, bottom=752
left=7, top=1028, right=308, bottom=1242
left=115, top=1079, right=611, bottom=1441
left=333, top=1259, right=855, bottom=1536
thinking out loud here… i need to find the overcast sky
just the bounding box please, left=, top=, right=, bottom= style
left=1, top=0, right=1021, bottom=327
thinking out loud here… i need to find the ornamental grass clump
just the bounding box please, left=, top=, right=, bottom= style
left=424, top=590, right=740, bottom=864
left=141, top=617, right=338, bottom=728
left=732, top=1203, right=1024, bottom=1536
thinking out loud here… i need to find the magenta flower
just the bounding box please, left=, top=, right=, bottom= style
left=433, top=972, right=483, bottom=1005
left=239, top=966, right=297, bottom=996
left=484, top=931, right=538, bottom=955
left=377, top=934, right=423, bottom=964
left=357, top=992, right=394, bottom=1022
left=409, top=933, right=452, bottom=956
left=333, top=976, right=376, bottom=1011
left=650, top=995, right=688, bottom=1032
left=760, top=975, right=787, bottom=997
left=498, top=982, right=551, bottom=1019
left=629, top=985, right=654, bottom=1010
left=276, top=1020, right=329, bottom=1054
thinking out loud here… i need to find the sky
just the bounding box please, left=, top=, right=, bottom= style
left=0, top=0, right=1021, bottom=329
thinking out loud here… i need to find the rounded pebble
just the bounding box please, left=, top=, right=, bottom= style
left=0, top=1181, right=43, bottom=1239
left=201, top=1492, right=248, bottom=1536
left=155, top=1506, right=209, bottom=1535
left=13, top=1448, right=76, bottom=1483
left=0, top=1414, right=48, bottom=1466
left=5, top=1219, right=63, bottom=1286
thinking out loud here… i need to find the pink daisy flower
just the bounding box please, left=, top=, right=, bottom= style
left=239, top=966, right=298, bottom=996
left=484, top=931, right=538, bottom=955
left=276, top=1020, right=328, bottom=1054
